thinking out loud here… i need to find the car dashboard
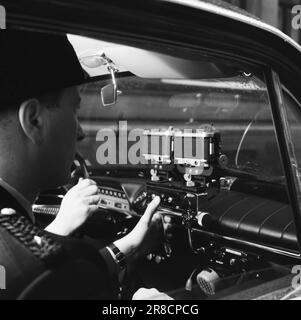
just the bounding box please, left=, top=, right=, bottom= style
left=33, top=130, right=299, bottom=299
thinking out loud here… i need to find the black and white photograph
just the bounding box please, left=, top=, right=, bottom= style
left=1, top=0, right=301, bottom=304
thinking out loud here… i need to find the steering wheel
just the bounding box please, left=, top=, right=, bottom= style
left=70, top=152, right=91, bottom=181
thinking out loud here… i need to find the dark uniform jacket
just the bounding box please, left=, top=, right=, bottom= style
left=0, top=186, right=119, bottom=300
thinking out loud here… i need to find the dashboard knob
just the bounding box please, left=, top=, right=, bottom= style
left=218, top=154, right=228, bottom=168
left=229, top=258, right=237, bottom=267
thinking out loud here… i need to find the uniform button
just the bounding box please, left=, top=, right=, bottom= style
left=1, top=208, right=16, bottom=215
left=34, top=236, right=43, bottom=246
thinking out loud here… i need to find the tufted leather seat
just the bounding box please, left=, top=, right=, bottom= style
left=205, top=190, right=298, bottom=251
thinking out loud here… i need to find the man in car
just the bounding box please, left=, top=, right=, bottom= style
left=0, top=29, right=164, bottom=299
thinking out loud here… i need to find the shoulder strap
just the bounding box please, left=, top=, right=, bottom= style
left=0, top=212, right=67, bottom=299
left=0, top=213, right=65, bottom=265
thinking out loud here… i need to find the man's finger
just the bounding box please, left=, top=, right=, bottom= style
left=85, top=194, right=101, bottom=205
left=77, top=178, right=97, bottom=189
left=140, top=196, right=160, bottom=224
left=88, top=204, right=101, bottom=215
left=80, top=184, right=99, bottom=196
left=72, top=179, right=97, bottom=192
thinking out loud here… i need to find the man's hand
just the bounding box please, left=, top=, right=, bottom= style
left=45, top=178, right=100, bottom=236
left=113, top=196, right=163, bottom=260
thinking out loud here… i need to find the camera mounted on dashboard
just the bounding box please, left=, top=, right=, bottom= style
left=143, top=124, right=228, bottom=187
left=132, top=125, right=228, bottom=226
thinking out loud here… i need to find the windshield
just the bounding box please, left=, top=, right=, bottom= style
left=78, top=73, right=284, bottom=182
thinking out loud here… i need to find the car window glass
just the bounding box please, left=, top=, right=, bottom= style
left=281, top=88, right=301, bottom=181
left=78, top=73, right=285, bottom=183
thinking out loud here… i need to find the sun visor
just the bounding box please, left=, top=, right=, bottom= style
left=68, top=34, right=239, bottom=79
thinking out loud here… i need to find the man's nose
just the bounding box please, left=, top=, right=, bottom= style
left=77, top=124, right=86, bottom=141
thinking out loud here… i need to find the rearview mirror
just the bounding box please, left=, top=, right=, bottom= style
left=101, top=66, right=118, bottom=107
left=101, top=83, right=117, bottom=107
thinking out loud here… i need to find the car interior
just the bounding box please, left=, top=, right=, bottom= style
left=32, top=33, right=301, bottom=300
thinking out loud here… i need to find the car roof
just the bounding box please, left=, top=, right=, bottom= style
left=164, top=0, right=301, bottom=53
left=5, top=0, right=301, bottom=57
left=4, top=0, right=301, bottom=99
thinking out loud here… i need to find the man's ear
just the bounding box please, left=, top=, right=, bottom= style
left=18, top=98, right=45, bottom=145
